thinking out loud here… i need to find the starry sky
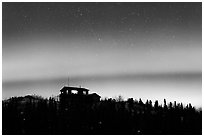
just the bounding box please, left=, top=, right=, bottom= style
left=2, top=2, right=202, bottom=107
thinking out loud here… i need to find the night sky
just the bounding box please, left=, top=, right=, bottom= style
left=2, top=3, right=202, bottom=107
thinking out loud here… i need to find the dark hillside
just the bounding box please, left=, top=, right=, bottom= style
left=2, top=95, right=202, bottom=135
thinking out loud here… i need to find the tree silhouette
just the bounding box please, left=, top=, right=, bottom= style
left=2, top=94, right=202, bottom=135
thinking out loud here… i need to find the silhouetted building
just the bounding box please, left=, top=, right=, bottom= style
left=59, top=86, right=100, bottom=110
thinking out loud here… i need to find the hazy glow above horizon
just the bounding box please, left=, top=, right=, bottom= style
left=3, top=35, right=201, bottom=82
left=2, top=2, right=202, bottom=107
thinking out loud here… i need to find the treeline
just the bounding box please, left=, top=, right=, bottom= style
left=2, top=95, right=202, bottom=135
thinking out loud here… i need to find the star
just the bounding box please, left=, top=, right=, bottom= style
left=98, top=38, right=102, bottom=41
left=79, top=13, right=83, bottom=16
left=77, top=7, right=81, bottom=12
left=128, top=28, right=132, bottom=31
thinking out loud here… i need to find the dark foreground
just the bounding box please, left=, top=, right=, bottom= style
left=2, top=95, right=202, bottom=135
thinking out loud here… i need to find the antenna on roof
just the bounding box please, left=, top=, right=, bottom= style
left=68, top=77, right=70, bottom=87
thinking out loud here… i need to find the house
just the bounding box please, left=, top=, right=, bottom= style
left=59, top=86, right=100, bottom=110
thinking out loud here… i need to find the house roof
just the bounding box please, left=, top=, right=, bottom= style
left=90, top=93, right=101, bottom=97
left=60, top=86, right=89, bottom=92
